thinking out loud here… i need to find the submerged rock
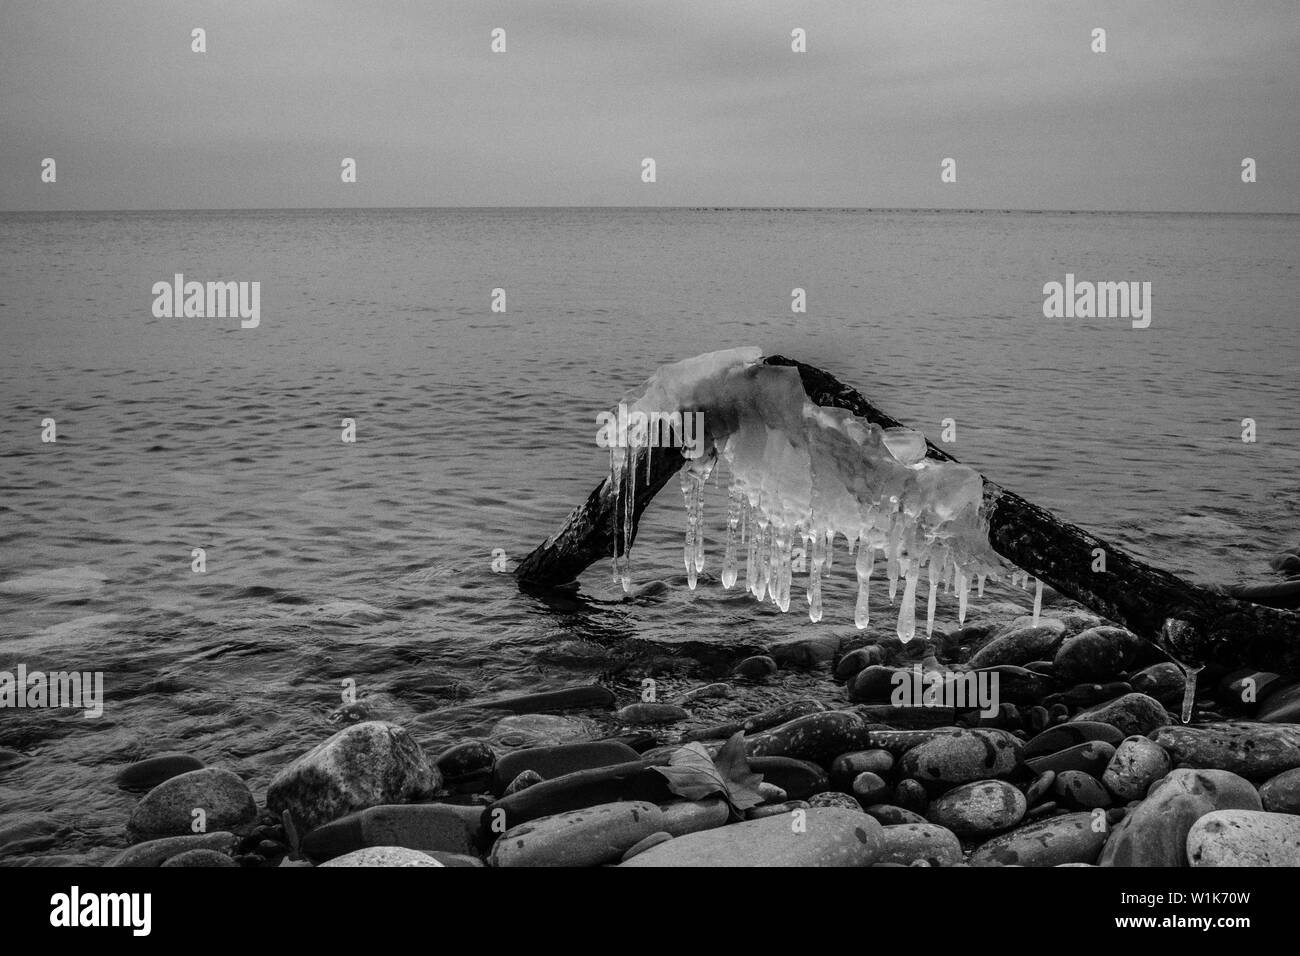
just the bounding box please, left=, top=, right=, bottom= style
left=615, top=703, right=689, bottom=725
left=266, top=721, right=439, bottom=833
left=116, top=753, right=206, bottom=792
left=619, top=807, right=884, bottom=867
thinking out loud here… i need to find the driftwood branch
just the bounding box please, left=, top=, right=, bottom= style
left=515, top=355, right=1300, bottom=673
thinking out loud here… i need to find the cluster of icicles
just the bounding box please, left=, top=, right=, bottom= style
left=608, top=443, right=1043, bottom=643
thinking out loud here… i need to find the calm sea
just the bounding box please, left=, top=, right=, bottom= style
left=1, top=208, right=1297, bottom=861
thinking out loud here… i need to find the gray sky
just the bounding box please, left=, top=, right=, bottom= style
left=2, top=0, right=1296, bottom=211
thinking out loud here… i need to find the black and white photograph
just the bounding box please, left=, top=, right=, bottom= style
left=1, top=0, right=1298, bottom=932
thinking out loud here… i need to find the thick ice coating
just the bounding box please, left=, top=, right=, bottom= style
left=608, top=347, right=1016, bottom=641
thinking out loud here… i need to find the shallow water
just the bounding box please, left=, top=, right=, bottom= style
left=1, top=208, right=1297, bottom=862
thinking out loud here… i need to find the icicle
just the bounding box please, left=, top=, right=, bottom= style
left=977, top=573, right=986, bottom=598
left=897, top=555, right=919, bottom=642
left=692, top=472, right=707, bottom=575
left=808, top=531, right=824, bottom=622
left=823, top=530, right=834, bottom=569
left=721, top=486, right=741, bottom=589
left=609, top=447, right=620, bottom=584
left=680, top=469, right=697, bottom=590
left=775, top=531, right=793, bottom=612
left=621, top=444, right=636, bottom=592
left=1181, top=664, right=1202, bottom=724
left=957, top=569, right=969, bottom=624
left=925, top=554, right=938, bottom=636
left=755, top=521, right=771, bottom=600
left=1032, top=576, right=1043, bottom=626
left=854, top=541, right=874, bottom=629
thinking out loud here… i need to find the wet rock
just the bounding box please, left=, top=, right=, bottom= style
left=266, top=721, right=439, bottom=833
left=831, top=749, right=894, bottom=782
left=472, top=684, right=615, bottom=714
left=659, top=798, right=730, bottom=836
left=621, top=831, right=673, bottom=862
left=1216, top=670, right=1284, bottom=714
left=967, top=623, right=1066, bottom=669
left=766, top=634, right=842, bottom=667
left=808, top=791, right=864, bottom=812
left=1257, top=683, right=1300, bottom=723
left=108, top=831, right=237, bottom=867
left=893, top=779, right=929, bottom=814
left=301, top=803, right=483, bottom=859
left=926, top=780, right=1026, bottom=837
left=1024, top=721, right=1125, bottom=759
left=615, top=703, right=689, bottom=725
left=1128, top=663, right=1186, bottom=706
left=748, top=756, right=828, bottom=800
left=620, top=807, right=884, bottom=867
left=504, top=770, right=544, bottom=795
left=1259, top=767, right=1300, bottom=814
left=970, top=812, right=1107, bottom=867
left=863, top=728, right=949, bottom=756
left=673, top=683, right=732, bottom=705
left=1102, top=736, right=1172, bottom=801
left=1052, top=627, right=1142, bottom=683
left=741, top=698, right=828, bottom=734
left=486, top=759, right=671, bottom=828
left=878, top=823, right=963, bottom=866
left=489, top=714, right=597, bottom=749
left=745, top=711, right=876, bottom=766
left=852, top=772, right=890, bottom=804
left=835, top=645, right=887, bottom=681
left=756, top=782, right=788, bottom=803
left=971, top=665, right=1056, bottom=705
left=127, top=768, right=257, bottom=842
left=1186, top=809, right=1300, bottom=867
left=319, top=846, right=443, bottom=867
left=1025, top=741, right=1116, bottom=778
left=116, top=753, right=206, bottom=792
left=0, top=748, right=27, bottom=772
left=491, top=740, right=640, bottom=794
left=489, top=801, right=664, bottom=867
left=1071, top=693, right=1170, bottom=737
left=732, top=656, right=778, bottom=680
left=898, top=728, right=1021, bottom=784
left=1149, top=722, right=1300, bottom=779
left=1098, top=768, right=1262, bottom=867
left=864, top=804, right=927, bottom=826
left=1045, top=681, right=1134, bottom=711
left=847, top=665, right=903, bottom=703
left=434, top=741, right=495, bottom=781
left=856, top=705, right=956, bottom=729
left=160, top=849, right=237, bottom=868
left=1054, top=770, right=1111, bottom=809
left=1025, top=771, right=1055, bottom=805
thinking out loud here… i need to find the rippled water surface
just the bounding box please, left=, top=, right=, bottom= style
left=1, top=208, right=1297, bottom=862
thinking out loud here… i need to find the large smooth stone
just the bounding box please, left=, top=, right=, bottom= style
left=835, top=646, right=887, bottom=681
left=126, top=768, right=256, bottom=842
left=615, top=703, right=689, bottom=725
left=745, top=711, right=876, bottom=767
left=1259, top=767, right=1300, bottom=814
left=741, top=699, right=828, bottom=734
left=485, top=759, right=671, bottom=829
left=898, top=729, right=1021, bottom=784
left=471, top=685, right=615, bottom=713
left=1103, top=736, right=1172, bottom=801
left=1148, top=722, right=1300, bottom=779
left=619, top=807, right=883, bottom=867
left=116, top=753, right=206, bottom=792
left=926, top=780, right=1026, bottom=837
left=1186, top=809, right=1300, bottom=866
left=971, top=665, right=1056, bottom=705
left=748, top=756, right=829, bottom=800
left=489, top=714, right=597, bottom=749
left=160, top=849, right=237, bottom=867
left=301, top=803, right=483, bottom=859
left=878, top=823, right=962, bottom=866
left=967, top=623, right=1066, bottom=669
left=319, top=846, right=443, bottom=867
left=766, top=634, right=842, bottom=667
left=490, top=741, right=640, bottom=794
left=1023, top=721, right=1125, bottom=759
left=1071, top=693, right=1170, bottom=737
left=847, top=666, right=903, bottom=703
left=970, top=812, right=1107, bottom=867
left=266, top=721, right=439, bottom=833
left=108, top=831, right=236, bottom=867
left=1128, top=663, right=1186, bottom=706
left=1052, top=627, right=1142, bottom=683
left=1098, top=768, right=1262, bottom=867
left=490, top=801, right=664, bottom=867
left=433, top=741, right=495, bottom=780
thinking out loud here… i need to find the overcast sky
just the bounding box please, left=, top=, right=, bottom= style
left=1, top=0, right=1296, bottom=211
